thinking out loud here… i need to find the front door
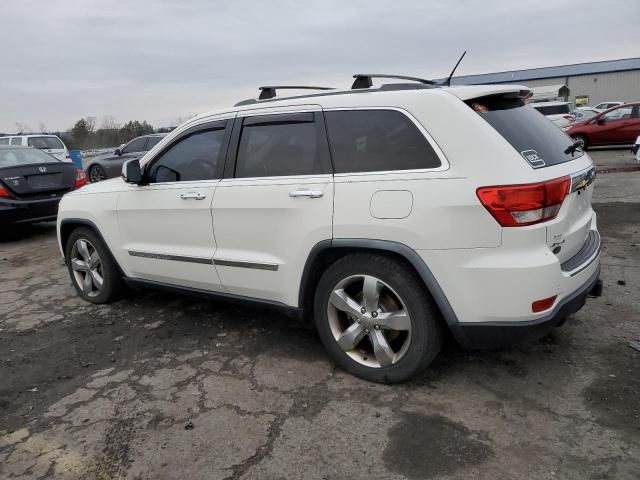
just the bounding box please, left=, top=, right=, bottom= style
left=117, top=118, right=232, bottom=291
left=211, top=107, right=334, bottom=306
left=591, top=105, right=637, bottom=145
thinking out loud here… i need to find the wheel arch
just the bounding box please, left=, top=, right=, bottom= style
left=298, top=239, right=466, bottom=344
left=59, top=218, right=125, bottom=275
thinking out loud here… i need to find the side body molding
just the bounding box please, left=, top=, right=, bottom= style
left=299, top=238, right=465, bottom=343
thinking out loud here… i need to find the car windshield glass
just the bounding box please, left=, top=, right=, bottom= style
left=478, top=104, right=583, bottom=168
left=533, top=104, right=570, bottom=115
left=0, top=148, right=61, bottom=168
left=27, top=136, right=64, bottom=149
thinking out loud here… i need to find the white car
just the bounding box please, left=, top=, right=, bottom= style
left=593, top=101, right=623, bottom=111
left=0, top=134, right=71, bottom=162
left=56, top=78, right=602, bottom=383
left=530, top=101, right=576, bottom=128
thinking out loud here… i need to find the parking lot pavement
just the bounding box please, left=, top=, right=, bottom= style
left=1, top=155, right=639, bottom=480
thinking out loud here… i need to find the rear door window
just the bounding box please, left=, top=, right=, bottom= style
left=477, top=102, right=583, bottom=168
left=27, top=136, right=64, bottom=149
left=235, top=113, right=330, bottom=178
left=0, top=138, right=9, bottom=145
left=324, top=109, right=441, bottom=173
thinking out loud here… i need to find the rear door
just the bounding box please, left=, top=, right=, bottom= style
left=211, top=106, right=334, bottom=305
left=116, top=119, right=232, bottom=291
left=479, top=103, right=595, bottom=262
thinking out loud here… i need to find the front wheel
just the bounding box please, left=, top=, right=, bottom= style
left=65, top=227, right=123, bottom=304
left=314, top=253, right=443, bottom=383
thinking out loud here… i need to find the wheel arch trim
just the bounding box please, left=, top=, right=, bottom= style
left=59, top=218, right=126, bottom=275
left=299, top=238, right=466, bottom=344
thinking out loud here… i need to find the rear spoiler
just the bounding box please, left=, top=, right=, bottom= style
left=445, top=84, right=532, bottom=101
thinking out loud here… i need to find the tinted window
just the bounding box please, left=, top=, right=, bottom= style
left=0, top=148, right=61, bottom=168
left=235, top=115, right=324, bottom=178
left=146, top=136, right=163, bottom=150
left=148, top=128, right=225, bottom=182
left=324, top=110, right=441, bottom=173
left=533, top=104, right=571, bottom=115
left=480, top=104, right=583, bottom=168
left=122, top=137, right=147, bottom=154
left=10, top=137, right=22, bottom=145
left=0, top=138, right=9, bottom=145
left=27, top=136, right=64, bottom=149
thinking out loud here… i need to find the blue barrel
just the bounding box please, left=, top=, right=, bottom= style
left=69, top=150, right=83, bottom=169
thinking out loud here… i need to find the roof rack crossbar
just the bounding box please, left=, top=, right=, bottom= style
left=258, top=85, right=335, bottom=100
left=351, top=74, right=437, bottom=89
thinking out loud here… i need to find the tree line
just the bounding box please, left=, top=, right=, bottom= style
left=11, top=116, right=160, bottom=150
left=66, top=116, right=155, bottom=150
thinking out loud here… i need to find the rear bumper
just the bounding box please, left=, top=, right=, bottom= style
left=454, top=265, right=601, bottom=349
left=0, top=197, right=61, bottom=224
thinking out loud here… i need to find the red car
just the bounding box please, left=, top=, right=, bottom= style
left=565, top=102, right=640, bottom=149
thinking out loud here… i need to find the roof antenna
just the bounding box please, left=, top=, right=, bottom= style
left=442, top=51, right=467, bottom=87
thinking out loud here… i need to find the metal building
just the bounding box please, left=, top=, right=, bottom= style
left=450, top=57, right=640, bottom=107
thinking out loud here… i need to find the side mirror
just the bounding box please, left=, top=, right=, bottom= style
left=597, top=118, right=606, bottom=125
left=114, top=148, right=122, bottom=156
left=122, top=159, right=142, bottom=184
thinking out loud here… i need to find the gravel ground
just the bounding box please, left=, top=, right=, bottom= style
left=1, top=151, right=639, bottom=480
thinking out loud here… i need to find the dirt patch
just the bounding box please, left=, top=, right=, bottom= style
left=583, top=344, right=640, bottom=441
left=383, top=413, right=493, bottom=479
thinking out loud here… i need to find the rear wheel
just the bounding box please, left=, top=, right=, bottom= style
left=314, top=253, right=443, bottom=383
left=65, top=227, right=123, bottom=304
left=88, top=165, right=107, bottom=183
left=572, top=134, right=588, bottom=150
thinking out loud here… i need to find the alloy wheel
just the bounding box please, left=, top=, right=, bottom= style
left=70, top=239, right=103, bottom=297
left=327, top=274, right=412, bottom=368
left=89, top=166, right=106, bottom=182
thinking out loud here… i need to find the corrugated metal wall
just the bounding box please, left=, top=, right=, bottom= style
left=504, top=71, right=640, bottom=106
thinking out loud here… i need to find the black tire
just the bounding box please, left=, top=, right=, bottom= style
left=572, top=134, right=588, bottom=150
left=65, top=227, right=123, bottom=304
left=88, top=165, right=107, bottom=183
left=314, top=253, right=444, bottom=383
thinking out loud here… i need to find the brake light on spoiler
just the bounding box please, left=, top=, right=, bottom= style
left=476, top=176, right=571, bottom=227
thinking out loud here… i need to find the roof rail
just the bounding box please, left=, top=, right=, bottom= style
left=352, top=74, right=437, bottom=89
left=258, top=85, right=335, bottom=100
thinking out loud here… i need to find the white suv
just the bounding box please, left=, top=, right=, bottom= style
left=57, top=78, right=601, bottom=383
left=0, top=134, right=71, bottom=162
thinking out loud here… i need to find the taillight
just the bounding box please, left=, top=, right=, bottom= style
left=0, top=185, right=9, bottom=198
left=74, top=169, right=88, bottom=189
left=476, top=176, right=571, bottom=227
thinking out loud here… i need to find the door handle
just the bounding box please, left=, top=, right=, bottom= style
left=289, top=189, right=324, bottom=198
left=180, top=192, right=206, bottom=200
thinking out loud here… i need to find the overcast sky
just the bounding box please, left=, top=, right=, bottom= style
left=1, top=0, right=638, bottom=133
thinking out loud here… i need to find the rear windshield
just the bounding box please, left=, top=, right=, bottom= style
left=27, top=136, right=64, bottom=150
left=0, top=148, right=61, bottom=168
left=532, top=104, right=571, bottom=115
left=473, top=99, right=583, bottom=168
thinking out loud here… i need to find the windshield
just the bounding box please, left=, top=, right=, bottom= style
left=27, top=136, right=64, bottom=149
left=478, top=103, right=583, bottom=168
left=0, top=148, right=61, bottom=168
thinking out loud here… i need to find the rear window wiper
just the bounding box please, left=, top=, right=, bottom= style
left=564, top=140, right=583, bottom=157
